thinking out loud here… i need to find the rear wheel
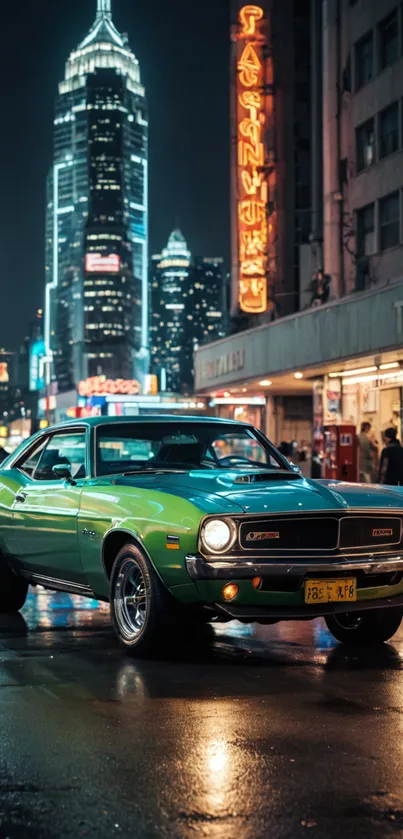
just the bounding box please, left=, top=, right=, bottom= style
left=0, top=557, right=28, bottom=613
left=325, top=608, right=402, bottom=645
left=110, top=543, right=178, bottom=656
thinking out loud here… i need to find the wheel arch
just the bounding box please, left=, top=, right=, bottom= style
left=102, top=528, right=158, bottom=581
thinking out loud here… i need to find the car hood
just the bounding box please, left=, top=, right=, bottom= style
left=144, top=470, right=403, bottom=515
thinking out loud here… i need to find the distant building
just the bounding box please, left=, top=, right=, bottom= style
left=184, top=257, right=226, bottom=391
left=45, top=0, right=148, bottom=393
left=150, top=232, right=226, bottom=393
left=150, top=230, right=192, bottom=393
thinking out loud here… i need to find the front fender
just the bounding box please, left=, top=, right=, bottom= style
left=78, top=484, right=206, bottom=599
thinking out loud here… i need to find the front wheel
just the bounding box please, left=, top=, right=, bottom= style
left=325, top=608, right=403, bottom=645
left=110, top=543, right=178, bottom=656
left=0, top=557, right=28, bottom=613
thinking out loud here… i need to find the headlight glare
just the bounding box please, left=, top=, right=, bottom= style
left=201, top=519, right=234, bottom=553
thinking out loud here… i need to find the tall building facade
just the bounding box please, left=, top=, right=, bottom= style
left=323, top=0, right=403, bottom=295
left=150, top=232, right=226, bottom=393
left=45, top=0, right=148, bottom=393
left=195, top=0, right=403, bottom=462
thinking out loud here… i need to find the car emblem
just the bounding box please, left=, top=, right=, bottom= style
left=246, top=531, right=280, bottom=541
left=372, top=528, right=393, bottom=537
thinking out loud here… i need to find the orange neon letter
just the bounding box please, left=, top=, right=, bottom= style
left=239, top=5, right=264, bottom=36
left=241, top=170, right=267, bottom=201
left=238, top=141, right=264, bottom=168
left=238, top=43, right=262, bottom=87
left=239, top=200, right=266, bottom=225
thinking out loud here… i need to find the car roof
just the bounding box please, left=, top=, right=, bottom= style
left=45, top=415, right=252, bottom=433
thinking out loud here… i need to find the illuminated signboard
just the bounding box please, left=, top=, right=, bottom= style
left=236, top=5, right=277, bottom=314
left=0, top=363, right=9, bottom=384
left=85, top=253, right=121, bottom=273
left=78, top=377, right=141, bottom=397
left=29, top=339, right=45, bottom=392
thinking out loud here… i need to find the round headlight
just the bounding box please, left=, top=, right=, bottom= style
left=202, top=519, right=234, bottom=553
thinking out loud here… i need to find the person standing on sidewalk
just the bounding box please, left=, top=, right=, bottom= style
left=378, top=427, right=403, bottom=485
left=358, top=422, right=375, bottom=483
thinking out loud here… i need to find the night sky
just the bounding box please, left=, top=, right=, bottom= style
left=0, top=0, right=230, bottom=351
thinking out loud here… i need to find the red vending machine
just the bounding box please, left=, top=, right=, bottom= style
left=323, top=424, right=358, bottom=482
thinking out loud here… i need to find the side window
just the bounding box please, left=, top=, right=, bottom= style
left=17, top=439, right=48, bottom=478
left=35, top=433, right=87, bottom=481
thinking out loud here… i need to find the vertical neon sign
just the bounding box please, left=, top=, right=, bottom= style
left=236, top=5, right=276, bottom=314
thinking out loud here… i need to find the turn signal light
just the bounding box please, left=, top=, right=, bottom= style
left=252, top=577, right=263, bottom=590
left=222, top=583, right=239, bottom=601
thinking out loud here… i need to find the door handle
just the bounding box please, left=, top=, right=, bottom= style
left=15, top=491, right=27, bottom=503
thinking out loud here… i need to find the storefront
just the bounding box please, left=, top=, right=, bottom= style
left=195, top=278, right=403, bottom=472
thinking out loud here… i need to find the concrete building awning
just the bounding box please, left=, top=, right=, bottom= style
left=195, top=279, right=403, bottom=392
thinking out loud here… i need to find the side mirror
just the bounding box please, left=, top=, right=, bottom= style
left=52, top=463, right=75, bottom=483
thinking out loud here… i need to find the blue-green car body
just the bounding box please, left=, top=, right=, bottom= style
left=1, top=416, right=403, bottom=627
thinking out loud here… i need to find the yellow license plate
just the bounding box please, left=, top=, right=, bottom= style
left=304, top=578, right=357, bottom=604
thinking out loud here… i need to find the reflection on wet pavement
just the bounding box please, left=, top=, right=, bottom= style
left=1, top=588, right=403, bottom=837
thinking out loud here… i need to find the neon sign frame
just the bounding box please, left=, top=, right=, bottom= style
left=236, top=4, right=277, bottom=314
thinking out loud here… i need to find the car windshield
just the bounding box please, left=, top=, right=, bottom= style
left=96, top=422, right=287, bottom=476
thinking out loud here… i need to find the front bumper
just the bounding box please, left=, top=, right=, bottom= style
left=186, top=552, right=403, bottom=621
left=185, top=553, right=403, bottom=581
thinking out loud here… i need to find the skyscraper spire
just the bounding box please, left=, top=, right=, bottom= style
left=96, top=0, right=112, bottom=19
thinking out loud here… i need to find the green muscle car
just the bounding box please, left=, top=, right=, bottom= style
left=1, top=415, right=403, bottom=654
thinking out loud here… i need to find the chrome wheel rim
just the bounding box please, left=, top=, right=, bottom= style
left=333, top=612, right=364, bottom=632
left=114, top=559, right=147, bottom=641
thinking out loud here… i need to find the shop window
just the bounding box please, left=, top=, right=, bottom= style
left=378, top=9, right=398, bottom=71
left=354, top=30, right=373, bottom=90
left=356, top=118, right=375, bottom=171
left=379, top=101, right=399, bottom=157
left=380, top=191, right=400, bottom=250
left=356, top=203, right=376, bottom=256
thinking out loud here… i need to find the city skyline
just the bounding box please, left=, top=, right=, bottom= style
left=0, top=0, right=230, bottom=352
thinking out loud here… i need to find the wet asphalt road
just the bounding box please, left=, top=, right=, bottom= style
left=2, top=592, right=403, bottom=838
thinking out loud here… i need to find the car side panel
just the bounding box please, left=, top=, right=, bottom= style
left=78, top=482, right=204, bottom=599
left=0, top=471, right=25, bottom=557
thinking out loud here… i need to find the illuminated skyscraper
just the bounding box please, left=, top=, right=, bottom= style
left=150, top=230, right=191, bottom=393
left=44, top=0, right=148, bottom=393
left=150, top=232, right=226, bottom=393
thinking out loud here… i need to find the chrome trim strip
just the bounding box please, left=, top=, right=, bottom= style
left=20, top=571, right=94, bottom=597
left=185, top=553, right=403, bottom=581
left=198, top=546, right=403, bottom=562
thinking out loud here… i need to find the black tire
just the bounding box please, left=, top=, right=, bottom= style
left=110, top=543, right=178, bottom=656
left=0, top=558, right=28, bottom=613
left=325, top=608, right=403, bottom=645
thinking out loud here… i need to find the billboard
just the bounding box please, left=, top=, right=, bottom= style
left=85, top=253, right=121, bottom=273
left=78, top=377, right=141, bottom=397
left=234, top=4, right=277, bottom=314
left=29, top=340, right=45, bottom=392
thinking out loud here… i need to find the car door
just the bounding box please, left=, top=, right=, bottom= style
left=9, top=429, right=88, bottom=584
